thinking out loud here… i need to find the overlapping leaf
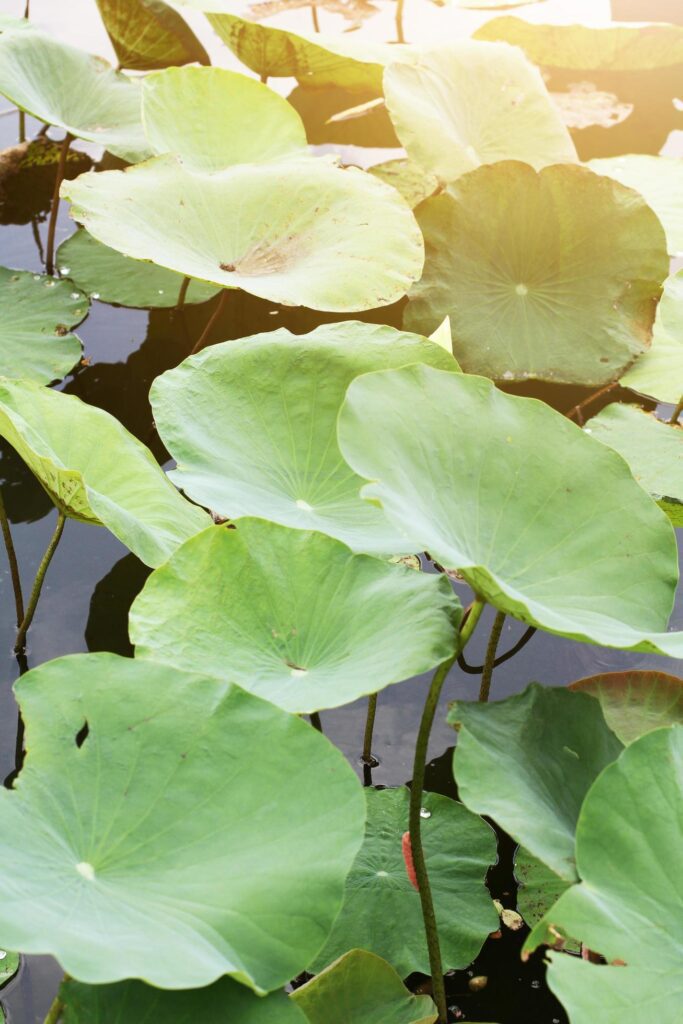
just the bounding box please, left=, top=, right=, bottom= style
left=514, top=848, right=571, bottom=932
left=588, top=155, right=683, bottom=256
left=569, top=670, right=683, bottom=744
left=622, top=269, right=683, bottom=404
left=95, top=0, right=209, bottom=70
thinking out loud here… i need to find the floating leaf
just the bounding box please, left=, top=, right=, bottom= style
left=514, top=848, right=571, bottom=933
left=95, top=0, right=209, bottom=71
left=0, top=31, right=151, bottom=163
left=569, top=670, right=683, bottom=744
left=142, top=65, right=307, bottom=170
left=292, top=950, right=438, bottom=1024
left=0, top=379, right=210, bottom=567
left=151, top=323, right=455, bottom=553
left=449, top=685, right=622, bottom=880
left=0, top=952, right=18, bottom=988
left=384, top=43, right=575, bottom=185
left=62, top=154, right=422, bottom=311
left=130, top=519, right=461, bottom=713
left=587, top=404, right=683, bottom=526
left=0, top=268, right=86, bottom=383
left=621, top=269, right=683, bottom=404
left=337, top=364, right=683, bottom=656
left=56, top=229, right=219, bottom=309
left=311, top=788, right=497, bottom=976
left=369, top=159, right=439, bottom=209
left=0, top=653, right=365, bottom=990
left=552, top=83, right=633, bottom=131
left=525, top=726, right=683, bottom=1024
left=404, top=162, right=668, bottom=384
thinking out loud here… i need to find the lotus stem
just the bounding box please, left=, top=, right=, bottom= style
left=669, top=396, right=683, bottom=425
left=409, top=597, right=486, bottom=1023
left=309, top=711, right=323, bottom=733
left=565, top=382, right=617, bottom=426
left=478, top=610, right=506, bottom=702
left=190, top=289, right=228, bottom=355
left=311, top=3, right=320, bottom=31
left=260, top=73, right=268, bottom=84
left=43, top=994, right=64, bottom=1024
left=458, top=623, right=536, bottom=674
left=395, top=0, right=406, bottom=43
left=177, top=276, right=191, bottom=310
left=23, top=0, right=30, bottom=17
left=362, top=692, right=378, bottom=765
left=45, top=133, right=72, bottom=277
left=18, top=110, right=25, bottom=143
left=14, top=511, right=66, bottom=653
left=0, top=488, right=24, bottom=627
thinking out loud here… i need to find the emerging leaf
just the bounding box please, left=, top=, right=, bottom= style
left=569, top=670, right=683, bottom=744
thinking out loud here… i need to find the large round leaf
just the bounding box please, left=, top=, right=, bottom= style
left=337, top=364, right=683, bottom=655
left=62, top=154, right=422, bottom=311
left=0, top=653, right=365, bottom=990
left=449, top=684, right=623, bottom=880
left=95, top=0, right=209, bottom=71
left=525, top=726, right=683, bottom=1024
left=0, top=379, right=210, bottom=567
left=57, top=229, right=219, bottom=308
left=569, top=670, right=683, bottom=744
left=0, top=31, right=151, bottom=164
left=130, top=519, right=461, bottom=713
left=404, top=162, right=668, bottom=384
left=292, top=950, right=437, bottom=1024
left=622, top=269, right=683, bottom=403
left=0, top=267, right=87, bottom=383
left=311, top=788, right=497, bottom=976
left=142, top=66, right=307, bottom=171
left=151, top=323, right=456, bottom=553
left=384, top=43, right=575, bottom=186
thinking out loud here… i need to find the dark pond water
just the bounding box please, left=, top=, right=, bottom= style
left=0, top=1, right=682, bottom=1021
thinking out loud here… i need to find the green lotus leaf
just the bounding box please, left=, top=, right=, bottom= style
left=338, top=364, right=683, bottom=656
left=621, top=269, right=683, bottom=403
left=0, top=31, right=151, bottom=164
left=0, top=15, right=32, bottom=32
left=292, top=950, right=438, bottom=1024
left=587, top=403, right=683, bottom=525
left=151, top=323, right=456, bottom=553
left=311, top=787, right=497, bottom=976
left=62, top=154, right=422, bottom=311
left=587, top=156, right=683, bottom=257
left=404, top=162, right=668, bottom=384
left=0, top=379, right=210, bottom=567
left=474, top=16, right=683, bottom=70
left=514, top=848, right=571, bottom=933
left=569, top=670, right=683, bottom=744
left=61, top=977, right=307, bottom=1023
left=56, top=229, right=219, bottom=308
left=0, top=267, right=87, bottom=383
left=0, top=952, right=18, bottom=989
left=525, top=726, right=683, bottom=1024
left=384, top=44, right=576, bottom=186
left=95, top=0, right=209, bottom=71
left=0, top=653, right=365, bottom=990
left=449, top=684, right=622, bottom=880
left=369, top=159, right=439, bottom=209
left=142, top=66, right=307, bottom=170
left=130, top=519, right=461, bottom=713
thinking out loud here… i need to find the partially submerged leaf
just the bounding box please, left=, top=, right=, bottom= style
left=62, top=154, right=423, bottom=311
left=569, top=670, right=683, bottom=744
left=621, top=269, right=683, bottom=403
left=311, top=787, right=498, bottom=976
left=293, top=949, right=438, bottom=1024
left=404, top=162, right=668, bottom=385
left=337, top=364, right=683, bottom=656
left=0, top=379, right=210, bottom=567
left=514, top=848, right=571, bottom=933
left=95, top=0, right=209, bottom=70
left=0, top=653, right=365, bottom=990
left=0, top=268, right=86, bottom=384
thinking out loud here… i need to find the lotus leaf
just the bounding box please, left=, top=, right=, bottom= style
left=369, top=159, right=439, bottom=209
left=95, top=0, right=209, bottom=71
left=0, top=268, right=87, bottom=383
left=150, top=323, right=456, bottom=553
left=0, top=15, right=31, bottom=32
left=57, top=229, right=219, bottom=308
left=62, top=154, right=422, bottom=311
left=61, top=977, right=307, bottom=1023
left=404, top=162, right=668, bottom=384
left=525, top=726, right=683, bottom=1024
left=130, top=519, right=461, bottom=713
left=337, top=364, right=683, bottom=655
left=0, top=653, right=365, bottom=990
left=449, top=684, right=622, bottom=880
left=588, top=155, right=683, bottom=257
left=514, top=848, right=571, bottom=932
left=311, top=787, right=498, bottom=976
left=384, top=44, right=576, bottom=185
left=0, top=31, right=151, bottom=164
left=292, top=950, right=438, bottom=1024
left=587, top=403, right=683, bottom=525
left=142, top=66, right=307, bottom=170
left=0, top=379, right=210, bottom=567
left=474, top=16, right=683, bottom=70
left=0, top=952, right=18, bottom=988
left=621, top=269, right=683, bottom=403
left=569, top=670, right=683, bottom=744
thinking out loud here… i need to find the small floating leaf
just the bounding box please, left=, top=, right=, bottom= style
left=95, top=0, right=209, bottom=71
left=569, top=670, right=683, bottom=744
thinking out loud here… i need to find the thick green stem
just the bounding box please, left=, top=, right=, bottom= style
left=362, top=692, right=378, bottom=764
left=0, top=488, right=24, bottom=627
left=409, top=598, right=486, bottom=1023
left=190, top=289, right=228, bottom=355
left=14, top=512, right=65, bottom=653
left=478, top=611, right=506, bottom=703
left=395, top=0, right=406, bottom=43
left=44, top=994, right=64, bottom=1024
left=45, top=133, right=72, bottom=277
left=669, top=395, right=683, bottom=425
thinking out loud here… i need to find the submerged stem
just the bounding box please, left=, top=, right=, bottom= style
left=190, top=289, right=228, bottom=355
left=409, top=599, right=485, bottom=1023
left=669, top=395, right=683, bottom=425
left=14, top=512, right=66, bottom=653
left=362, top=692, right=378, bottom=765
left=0, top=489, right=24, bottom=627
left=395, top=0, right=406, bottom=43
left=478, top=611, right=505, bottom=702
left=45, top=133, right=72, bottom=277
